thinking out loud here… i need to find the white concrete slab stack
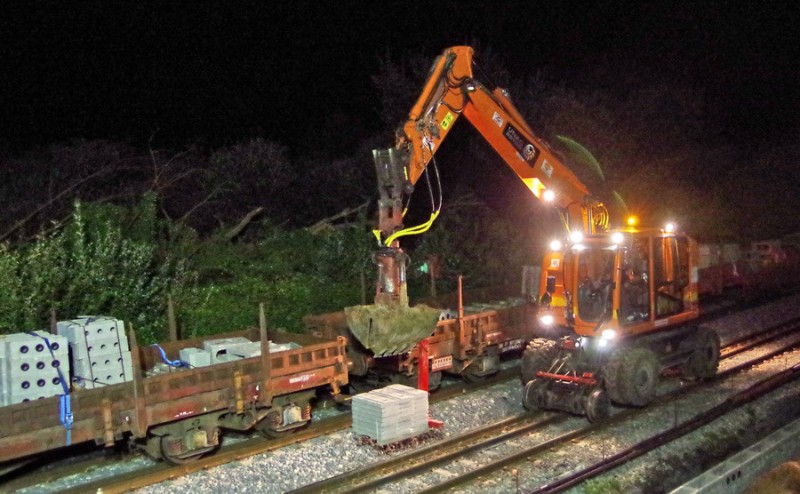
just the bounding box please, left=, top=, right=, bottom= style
left=179, top=347, right=212, bottom=368
left=57, top=316, right=133, bottom=389
left=0, top=331, right=70, bottom=406
left=351, top=384, right=429, bottom=445
left=202, top=336, right=252, bottom=364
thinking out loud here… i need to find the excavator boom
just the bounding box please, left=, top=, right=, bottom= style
left=348, top=46, right=606, bottom=356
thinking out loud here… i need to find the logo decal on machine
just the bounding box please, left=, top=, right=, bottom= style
left=492, top=111, right=504, bottom=127
left=503, top=124, right=539, bottom=164
left=541, top=159, right=554, bottom=178
left=440, top=112, right=455, bottom=130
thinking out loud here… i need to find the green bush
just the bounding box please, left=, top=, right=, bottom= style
left=0, top=198, right=193, bottom=343
left=177, top=226, right=372, bottom=336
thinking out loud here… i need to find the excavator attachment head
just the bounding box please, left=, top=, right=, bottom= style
left=344, top=303, right=441, bottom=357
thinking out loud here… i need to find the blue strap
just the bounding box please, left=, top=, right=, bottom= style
left=26, top=331, right=72, bottom=446
left=60, top=395, right=73, bottom=445
left=151, top=344, right=187, bottom=367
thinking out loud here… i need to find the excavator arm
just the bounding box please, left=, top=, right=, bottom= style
left=375, top=45, right=607, bottom=247
left=348, top=46, right=607, bottom=356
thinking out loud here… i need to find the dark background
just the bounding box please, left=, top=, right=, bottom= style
left=3, top=2, right=797, bottom=152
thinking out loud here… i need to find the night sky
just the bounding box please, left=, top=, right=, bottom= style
left=2, top=2, right=798, bottom=153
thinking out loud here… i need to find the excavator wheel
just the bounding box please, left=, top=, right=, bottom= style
left=520, top=338, right=559, bottom=384
left=603, top=346, right=659, bottom=407
left=680, top=327, right=720, bottom=380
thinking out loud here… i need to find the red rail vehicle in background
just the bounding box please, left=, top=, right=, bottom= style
left=697, top=237, right=800, bottom=299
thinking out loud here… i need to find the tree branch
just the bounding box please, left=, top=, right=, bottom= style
left=223, top=207, right=264, bottom=241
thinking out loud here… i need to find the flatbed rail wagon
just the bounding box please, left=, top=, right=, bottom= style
left=0, top=319, right=348, bottom=467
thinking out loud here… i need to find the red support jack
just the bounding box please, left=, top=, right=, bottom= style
left=418, top=338, right=430, bottom=391
left=417, top=338, right=444, bottom=429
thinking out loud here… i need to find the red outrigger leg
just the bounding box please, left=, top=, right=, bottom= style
left=536, top=371, right=598, bottom=387
left=417, top=338, right=444, bottom=429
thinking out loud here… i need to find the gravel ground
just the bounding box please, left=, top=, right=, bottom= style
left=129, top=293, right=800, bottom=494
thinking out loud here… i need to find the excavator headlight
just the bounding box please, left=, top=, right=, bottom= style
left=539, top=314, right=554, bottom=326
left=549, top=239, right=562, bottom=251
left=601, top=329, right=617, bottom=340
left=663, top=222, right=676, bottom=233
left=542, top=189, right=556, bottom=202
left=569, top=231, right=584, bottom=244
left=611, top=232, right=625, bottom=244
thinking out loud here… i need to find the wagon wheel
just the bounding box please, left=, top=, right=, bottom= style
left=160, top=433, right=210, bottom=465
left=462, top=364, right=497, bottom=384
left=393, top=371, right=442, bottom=391
left=427, top=371, right=443, bottom=391
left=255, top=410, right=306, bottom=439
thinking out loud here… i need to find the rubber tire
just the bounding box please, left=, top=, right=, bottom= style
left=603, top=346, right=659, bottom=407
left=520, top=338, right=559, bottom=384
left=681, top=328, right=720, bottom=380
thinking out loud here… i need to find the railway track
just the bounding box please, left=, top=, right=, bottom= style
left=6, top=299, right=800, bottom=493
left=3, top=367, right=519, bottom=494
left=281, top=317, right=800, bottom=493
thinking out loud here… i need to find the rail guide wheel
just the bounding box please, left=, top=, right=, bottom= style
left=522, top=378, right=547, bottom=411
left=583, top=387, right=610, bottom=423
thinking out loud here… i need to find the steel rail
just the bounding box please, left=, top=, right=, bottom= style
left=531, top=362, right=800, bottom=493
left=421, top=325, right=800, bottom=493
left=284, top=320, right=800, bottom=494
left=8, top=297, right=798, bottom=493
left=45, top=368, right=518, bottom=494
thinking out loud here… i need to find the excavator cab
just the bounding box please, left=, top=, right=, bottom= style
left=525, top=226, right=703, bottom=421
left=538, top=227, right=698, bottom=337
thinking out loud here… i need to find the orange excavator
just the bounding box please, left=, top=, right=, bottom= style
left=347, top=46, right=719, bottom=420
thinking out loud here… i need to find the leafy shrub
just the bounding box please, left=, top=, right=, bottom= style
left=178, top=226, right=372, bottom=336
left=0, top=197, right=193, bottom=343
